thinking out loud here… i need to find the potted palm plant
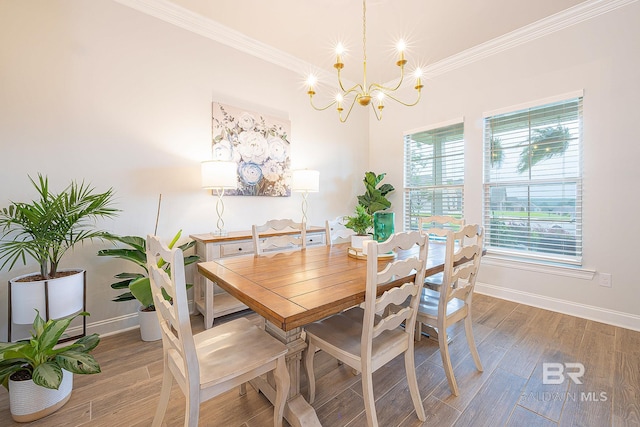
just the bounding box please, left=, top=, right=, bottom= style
left=0, top=174, right=118, bottom=332
left=98, top=230, right=199, bottom=341
left=0, top=311, right=101, bottom=422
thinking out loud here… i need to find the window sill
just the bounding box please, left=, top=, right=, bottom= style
left=481, top=253, right=595, bottom=280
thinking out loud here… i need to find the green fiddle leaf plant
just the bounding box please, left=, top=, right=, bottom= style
left=357, top=171, right=395, bottom=215
left=98, top=230, right=199, bottom=310
left=0, top=311, right=101, bottom=390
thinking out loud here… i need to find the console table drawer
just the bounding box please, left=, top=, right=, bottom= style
left=219, top=241, right=255, bottom=258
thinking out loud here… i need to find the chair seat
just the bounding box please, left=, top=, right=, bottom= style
left=305, top=307, right=409, bottom=369
left=417, top=288, right=466, bottom=320
left=424, top=272, right=443, bottom=291
left=169, top=317, right=288, bottom=389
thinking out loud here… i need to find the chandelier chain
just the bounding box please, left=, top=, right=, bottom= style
left=362, top=0, right=367, bottom=63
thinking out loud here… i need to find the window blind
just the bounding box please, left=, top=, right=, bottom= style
left=404, top=122, right=465, bottom=231
left=483, top=97, right=583, bottom=264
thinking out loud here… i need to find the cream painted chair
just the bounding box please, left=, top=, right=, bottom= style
left=303, top=231, right=428, bottom=427
left=418, top=215, right=466, bottom=291
left=415, top=224, right=484, bottom=396
left=252, top=218, right=306, bottom=255
left=325, top=216, right=356, bottom=245
left=146, top=235, right=289, bottom=427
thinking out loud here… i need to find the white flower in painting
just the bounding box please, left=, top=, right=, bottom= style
left=262, top=159, right=283, bottom=182
left=212, top=141, right=233, bottom=161
left=237, top=131, right=269, bottom=164
left=238, top=112, right=256, bottom=131
left=268, top=136, right=289, bottom=162
left=272, top=179, right=289, bottom=196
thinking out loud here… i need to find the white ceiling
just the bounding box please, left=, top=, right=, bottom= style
left=163, top=0, right=588, bottom=84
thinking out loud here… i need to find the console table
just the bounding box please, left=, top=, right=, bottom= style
left=190, top=226, right=326, bottom=329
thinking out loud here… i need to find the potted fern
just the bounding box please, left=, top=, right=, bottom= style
left=344, top=205, right=373, bottom=249
left=98, top=230, right=199, bottom=341
left=0, top=174, right=118, bottom=331
left=0, top=311, right=101, bottom=422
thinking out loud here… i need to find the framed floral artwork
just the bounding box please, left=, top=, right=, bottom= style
left=211, top=102, right=291, bottom=196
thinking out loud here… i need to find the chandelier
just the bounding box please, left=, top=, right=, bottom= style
left=305, top=0, right=423, bottom=123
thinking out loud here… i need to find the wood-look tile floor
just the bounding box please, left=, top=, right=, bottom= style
left=1, top=293, right=639, bottom=426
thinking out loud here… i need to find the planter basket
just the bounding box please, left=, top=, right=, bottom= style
left=8, top=270, right=86, bottom=342
left=9, top=369, right=73, bottom=423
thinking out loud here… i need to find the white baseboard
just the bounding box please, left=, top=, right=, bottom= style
left=65, top=300, right=196, bottom=338
left=475, top=282, right=640, bottom=332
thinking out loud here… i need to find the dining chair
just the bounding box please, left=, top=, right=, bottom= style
left=146, top=235, right=290, bottom=427
left=418, top=215, right=466, bottom=291
left=303, top=231, right=428, bottom=427
left=325, top=215, right=356, bottom=245
left=414, top=224, right=484, bottom=396
left=252, top=218, right=306, bottom=255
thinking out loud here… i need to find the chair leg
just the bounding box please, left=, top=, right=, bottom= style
left=152, top=365, right=173, bottom=427
left=438, top=325, right=459, bottom=396
left=464, top=315, right=483, bottom=372
left=185, top=382, right=200, bottom=427
left=239, top=382, right=247, bottom=396
left=303, top=341, right=317, bottom=404
left=404, top=349, right=426, bottom=422
left=361, top=367, right=378, bottom=427
left=415, top=320, right=423, bottom=342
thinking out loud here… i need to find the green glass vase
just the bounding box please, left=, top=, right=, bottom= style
left=373, top=211, right=395, bottom=242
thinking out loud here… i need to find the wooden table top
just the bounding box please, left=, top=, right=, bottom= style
left=197, top=242, right=452, bottom=332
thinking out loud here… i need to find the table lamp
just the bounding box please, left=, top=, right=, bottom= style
left=201, top=160, right=238, bottom=236
left=291, top=169, right=319, bottom=225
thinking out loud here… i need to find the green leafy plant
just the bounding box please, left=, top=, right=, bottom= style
left=98, top=230, right=199, bottom=310
left=344, top=205, right=373, bottom=236
left=0, top=311, right=101, bottom=390
left=0, top=174, right=118, bottom=279
left=357, top=171, right=395, bottom=215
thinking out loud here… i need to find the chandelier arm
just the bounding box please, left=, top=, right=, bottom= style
left=339, top=95, right=359, bottom=123
left=369, top=66, right=406, bottom=93
left=380, top=89, right=422, bottom=107
left=309, top=96, right=337, bottom=111
left=370, top=103, right=382, bottom=121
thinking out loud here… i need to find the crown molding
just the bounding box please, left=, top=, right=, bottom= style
left=113, top=0, right=637, bottom=85
left=424, top=0, right=638, bottom=78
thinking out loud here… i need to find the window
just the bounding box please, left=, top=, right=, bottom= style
left=483, top=94, right=583, bottom=265
left=404, top=120, right=465, bottom=231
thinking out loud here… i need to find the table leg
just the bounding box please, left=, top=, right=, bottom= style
left=251, top=321, right=321, bottom=427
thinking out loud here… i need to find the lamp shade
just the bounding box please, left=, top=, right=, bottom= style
left=291, top=169, right=319, bottom=193
left=201, top=161, right=238, bottom=190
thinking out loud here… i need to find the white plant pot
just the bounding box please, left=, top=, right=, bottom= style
left=350, top=235, right=372, bottom=250
left=9, top=369, right=73, bottom=422
left=10, top=270, right=85, bottom=325
left=138, top=307, right=162, bottom=342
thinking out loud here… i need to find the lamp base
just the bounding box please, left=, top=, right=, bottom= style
left=211, top=230, right=228, bottom=237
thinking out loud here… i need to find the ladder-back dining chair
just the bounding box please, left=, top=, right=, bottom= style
left=303, top=231, right=428, bottom=427
left=418, top=216, right=466, bottom=291
left=415, top=224, right=484, bottom=396
left=146, top=235, right=290, bottom=427
left=325, top=215, right=356, bottom=245
left=252, top=218, right=306, bottom=255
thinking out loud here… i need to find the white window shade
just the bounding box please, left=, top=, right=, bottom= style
left=483, top=96, right=583, bottom=265
left=404, top=122, right=465, bottom=231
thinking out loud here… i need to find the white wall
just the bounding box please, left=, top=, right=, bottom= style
left=0, top=0, right=369, bottom=340
left=370, top=2, right=640, bottom=329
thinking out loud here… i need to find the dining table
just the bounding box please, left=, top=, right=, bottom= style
left=197, top=241, right=452, bottom=427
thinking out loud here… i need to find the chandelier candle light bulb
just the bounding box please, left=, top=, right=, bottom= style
left=306, top=0, right=423, bottom=122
